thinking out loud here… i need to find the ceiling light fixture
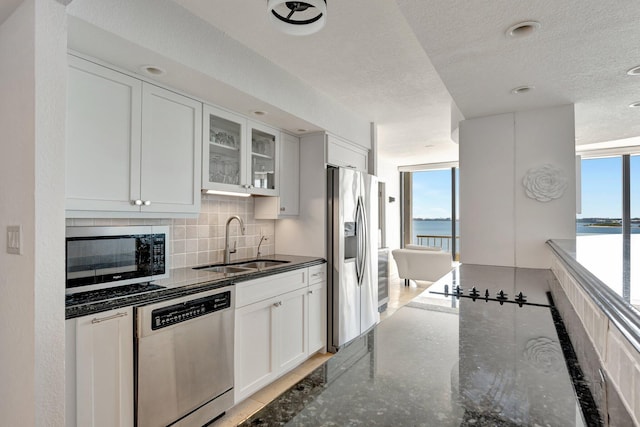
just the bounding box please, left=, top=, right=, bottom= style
left=627, top=65, right=640, bottom=76
left=252, top=110, right=268, bottom=116
left=506, top=21, right=541, bottom=38
left=267, top=0, right=327, bottom=36
left=511, top=85, right=535, bottom=94
left=629, top=101, right=640, bottom=108
left=140, top=65, right=166, bottom=76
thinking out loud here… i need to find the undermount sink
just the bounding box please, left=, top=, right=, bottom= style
left=200, top=266, right=254, bottom=274
left=194, top=259, right=290, bottom=274
left=236, top=260, right=290, bottom=269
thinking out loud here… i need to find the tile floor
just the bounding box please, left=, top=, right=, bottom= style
left=211, top=277, right=434, bottom=426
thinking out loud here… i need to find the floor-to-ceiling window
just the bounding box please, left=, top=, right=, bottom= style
left=577, top=153, right=639, bottom=310
left=400, top=164, right=459, bottom=260
left=577, top=156, right=623, bottom=235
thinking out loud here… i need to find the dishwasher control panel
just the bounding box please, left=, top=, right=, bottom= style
left=151, top=290, right=231, bottom=330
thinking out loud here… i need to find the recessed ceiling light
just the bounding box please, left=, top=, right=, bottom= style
left=424, top=144, right=434, bottom=148
left=511, top=85, right=535, bottom=94
left=506, top=21, right=541, bottom=38
left=629, top=101, right=640, bottom=108
left=627, top=65, right=640, bottom=76
left=252, top=110, right=268, bottom=116
left=139, top=65, right=166, bottom=76
left=296, top=128, right=308, bottom=133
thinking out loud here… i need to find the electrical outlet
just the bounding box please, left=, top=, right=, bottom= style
left=6, top=225, right=22, bottom=255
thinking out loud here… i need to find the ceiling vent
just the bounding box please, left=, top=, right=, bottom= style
left=267, top=1, right=327, bottom=36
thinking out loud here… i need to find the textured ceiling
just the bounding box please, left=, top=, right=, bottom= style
left=172, top=0, right=640, bottom=166
left=172, top=0, right=460, bottom=166
left=64, top=0, right=640, bottom=167
left=396, top=0, right=640, bottom=148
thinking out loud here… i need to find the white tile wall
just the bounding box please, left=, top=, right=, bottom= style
left=551, top=255, right=640, bottom=426
left=66, top=194, right=276, bottom=269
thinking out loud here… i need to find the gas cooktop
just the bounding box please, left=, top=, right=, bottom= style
left=65, top=283, right=165, bottom=306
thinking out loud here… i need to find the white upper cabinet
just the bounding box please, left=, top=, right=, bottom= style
left=66, top=55, right=202, bottom=217
left=66, top=55, right=142, bottom=213
left=203, top=104, right=279, bottom=196
left=326, top=133, right=368, bottom=172
left=140, top=83, right=202, bottom=213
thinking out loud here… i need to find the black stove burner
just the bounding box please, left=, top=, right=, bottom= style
left=66, top=283, right=165, bottom=306
left=431, top=285, right=549, bottom=308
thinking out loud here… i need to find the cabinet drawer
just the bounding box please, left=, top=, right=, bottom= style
left=308, top=264, right=326, bottom=285
left=236, top=269, right=306, bottom=308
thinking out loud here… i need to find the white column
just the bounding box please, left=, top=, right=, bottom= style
left=459, top=105, right=576, bottom=268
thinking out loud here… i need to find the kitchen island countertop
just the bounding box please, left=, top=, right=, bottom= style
left=240, top=264, right=600, bottom=427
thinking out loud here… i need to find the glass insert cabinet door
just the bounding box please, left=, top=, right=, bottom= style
left=250, top=122, right=279, bottom=195
left=203, top=105, right=245, bottom=192
left=202, top=105, right=279, bottom=196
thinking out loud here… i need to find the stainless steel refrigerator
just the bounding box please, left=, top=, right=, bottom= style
left=327, top=166, right=379, bottom=352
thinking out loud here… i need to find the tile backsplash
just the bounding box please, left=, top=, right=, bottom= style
left=65, top=194, right=276, bottom=269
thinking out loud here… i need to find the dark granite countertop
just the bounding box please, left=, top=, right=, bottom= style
left=65, top=255, right=325, bottom=319
left=241, top=264, right=599, bottom=427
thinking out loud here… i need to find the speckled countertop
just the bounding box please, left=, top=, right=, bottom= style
left=65, top=254, right=324, bottom=319
left=241, top=264, right=600, bottom=427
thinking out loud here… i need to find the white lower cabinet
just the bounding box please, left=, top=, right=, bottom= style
left=308, top=281, right=326, bottom=354
left=66, top=307, right=134, bottom=427
left=234, top=265, right=326, bottom=403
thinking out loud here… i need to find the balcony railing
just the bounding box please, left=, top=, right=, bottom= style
left=415, top=234, right=460, bottom=260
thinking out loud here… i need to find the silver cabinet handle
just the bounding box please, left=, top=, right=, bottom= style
left=280, top=207, right=285, bottom=212
left=132, top=199, right=143, bottom=206
left=143, top=200, right=151, bottom=206
left=91, top=311, right=128, bottom=324
left=273, top=301, right=282, bottom=307
left=308, top=290, right=314, bottom=295
left=311, top=272, right=323, bottom=277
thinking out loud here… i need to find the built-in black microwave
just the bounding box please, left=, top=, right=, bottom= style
left=65, top=226, right=169, bottom=294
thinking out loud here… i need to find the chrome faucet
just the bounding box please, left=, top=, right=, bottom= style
left=224, top=215, right=245, bottom=264
left=257, top=235, right=267, bottom=258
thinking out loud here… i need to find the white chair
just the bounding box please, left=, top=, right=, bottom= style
left=391, top=245, right=453, bottom=286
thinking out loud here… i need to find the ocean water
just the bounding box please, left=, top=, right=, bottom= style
left=411, top=220, right=640, bottom=249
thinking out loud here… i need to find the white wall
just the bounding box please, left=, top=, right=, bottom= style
left=459, top=105, right=576, bottom=268
left=0, top=0, right=67, bottom=425
left=378, top=156, right=401, bottom=251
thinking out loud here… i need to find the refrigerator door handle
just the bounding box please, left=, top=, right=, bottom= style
left=359, top=196, right=368, bottom=287
left=356, top=196, right=367, bottom=287
left=355, top=198, right=362, bottom=284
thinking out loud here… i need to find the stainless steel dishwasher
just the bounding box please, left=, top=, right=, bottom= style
left=136, top=286, right=234, bottom=427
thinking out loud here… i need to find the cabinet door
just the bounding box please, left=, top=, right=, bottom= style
left=249, top=121, right=279, bottom=196
left=276, top=287, right=308, bottom=373
left=326, top=134, right=368, bottom=172
left=66, top=55, right=141, bottom=213
left=140, top=83, right=202, bottom=213
left=308, top=281, right=326, bottom=354
left=234, top=297, right=277, bottom=403
left=75, top=308, right=133, bottom=427
left=278, top=133, right=300, bottom=216
left=202, top=104, right=248, bottom=193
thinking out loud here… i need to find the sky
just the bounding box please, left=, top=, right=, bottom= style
left=579, top=155, right=640, bottom=219
left=411, top=155, right=640, bottom=219
left=411, top=169, right=453, bottom=219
